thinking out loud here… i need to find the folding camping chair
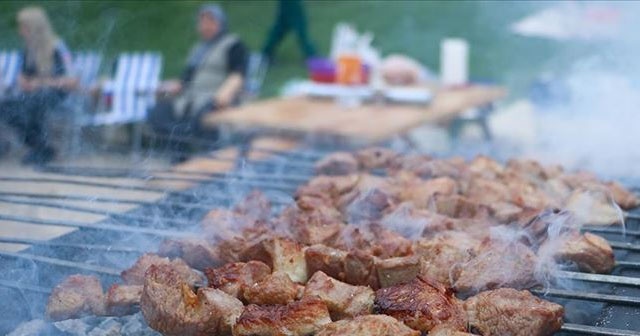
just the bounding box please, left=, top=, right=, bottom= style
left=0, top=50, right=21, bottom=95
left=88, top=52, right=162, bottom=153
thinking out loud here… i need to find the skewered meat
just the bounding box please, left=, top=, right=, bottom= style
left=316, top=314, right=420, bottom=336
left=565, top=188, right=622, bottom=225
left=415, top=231, right=480, bottom=287
left=376, top=256, right=421, bottom=288
left=46, top=275, right=106, bottom=320
left=157, top=238, right=221, bottom=270
left=141, top=264, right=243, bottom=336
left=205, top=260, right=271, bottom=299
left=303, top=271, right=375, bottom=320
left=542, top=232, right=615, bottom=274
left=315, top=152, right=359, bottom=175
left=355, top=147, right=399, bottom=170
left=464, top=288, right=563, bottom=336
left=105, top=284, right=142, bottom=316
left=374, top=275, right=467, bottom=333
left=241, top=237, right=309, bottom=283
left=304, top=244, right=347, bottom=281
left=454, top=240, right=538, bottom=296
left=121, top=253, right=204, bottom=286
left=244, top=271, right=299, bottom=305
left=233, top=296, right=332, bottom=336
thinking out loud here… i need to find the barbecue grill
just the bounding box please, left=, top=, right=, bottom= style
left=1, top=143, right=640, bottom=336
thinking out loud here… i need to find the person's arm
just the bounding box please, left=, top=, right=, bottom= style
left=213, top=41, right=248, bottom=108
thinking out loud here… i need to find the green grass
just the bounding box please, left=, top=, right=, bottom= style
left=0, top=1, right=596, bottom=97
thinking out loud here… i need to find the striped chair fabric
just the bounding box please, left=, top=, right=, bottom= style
left=0, top=50, right=21, bottom=92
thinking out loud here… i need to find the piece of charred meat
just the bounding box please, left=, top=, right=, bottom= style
left=316, top=314, right=420, bottom=336
left=332, top=224, right=413, bottom=259
left=304, top=244, right=348, bottom=281
left=315, top=152, right=360, bottom=175
left=414, top=231, right=480, bottom=287
left=464, top=288, right=563, bottom=336
left=244, top=271, right=300, bottom=305
left=157, top=238, right=221, bottom=271
left=233, top=296, right=332, bottom=336
left=303, top=271, right=375, bottom=320
left=233, top=190, right=273, bottom=221
left=121, top=253, right=204, bottom=286
left=105, top=284, right=142, bottom=316
left=605, top=181, right=639, bottom=210
left=454, top=240, right=538, bottom=297
left=374, top=275, right=467, bottom=333
left=541, top=232, right=615, bottom=274
left=141, top=264, right=243, bottom=336
left=429, top=326, right=477, bottom=336
left=279, top=205, right=345, bottom=245
left=46, top=275, right=106, bottom=320
left=205, top=260, right=271, bottom=299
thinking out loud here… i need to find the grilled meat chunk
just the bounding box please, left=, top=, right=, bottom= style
left=565, top=188, right=622, bottom=225
left=233, top=190, right=272, bottom=221
left=315, top=152, right=360, bottom=175
left=280, top=205, right=345, bottom=245
left=205, top=260, right=271, bottom=299
left=240, top=237, right=308, bottom=283
left=105, top=284, right=142, bottom=316
left=46, top=274, right=106, bottom=320
left=396, top=175, right=458, bottom=209
left=429, top=326, right=477, bottom=336
left=356, top=147, right=399, bottom=170
left=464, top=288, right=563, bottom=336
left=303, top=271, right=375, bottom=320
left=430, top=194, right=491, bottom=220
left=543, top=232, right=615, bottom=274
left=374, top=276, right=467, bottom=333
left=304, top=244, right=347, bottom=281
left=141, top=264, right=243, bottom=336
left=316, top=314, right=420, bottom=336
left=244, top=271, right=299, bottom=305
left=121, top=253, right=204, bottom=286
left=332, top=224, right=412, bottom=259
left=157, top=238, right=221, bottom=271
left=454, top=241, right=538, bottom=296
left=376, top=256, right=421, bottom=288
left=415, top=231, right=480, bottom=287
left=605, top=181, right=639, bottom=210
left=202, top=208, right=262, bottom=240
left=233, top=296, right=332, bottom=336
left=344, top=249, right=380, bottom=289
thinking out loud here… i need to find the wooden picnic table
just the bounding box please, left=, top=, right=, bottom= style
left=203, top=84, right=507, bottom=145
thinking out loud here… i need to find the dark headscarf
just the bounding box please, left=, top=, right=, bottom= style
left=183, top=4, right=229, bottom=83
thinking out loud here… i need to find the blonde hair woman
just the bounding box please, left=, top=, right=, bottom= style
left=0, top=6, right=76, bottom=164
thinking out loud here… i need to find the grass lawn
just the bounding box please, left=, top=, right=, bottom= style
left=0, top=1, right=595, bottom=97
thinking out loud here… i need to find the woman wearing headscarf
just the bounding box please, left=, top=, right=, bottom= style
left=0, top=6, right=77, bottom=164
left=149, top=4, right=248, bottom=162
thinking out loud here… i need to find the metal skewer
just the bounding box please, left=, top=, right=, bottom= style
left=0, top=279, right=51, bottom=294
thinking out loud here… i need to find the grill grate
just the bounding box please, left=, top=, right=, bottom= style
left=0, top=145, right=639, bottom=335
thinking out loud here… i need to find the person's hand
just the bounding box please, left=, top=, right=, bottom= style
left=158, top=80, right=182, bottom=96
left=20, top=78, right=41, bottom=92
left=214, top=90, right=234, bottom=108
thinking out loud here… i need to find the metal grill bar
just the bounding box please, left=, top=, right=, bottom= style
left=557, top=271, right=640, bottom=287
left=0, top=280, right=51, bottom=294
left=0, top=197, right=195, bottom=227
left=0, top=214, right=196, bottom=238
left=0, top=251, right=120, bottom=276
left=615, top=261, right=640, bottom=269
left=561, top=323, right=640, bottom=336
left=531, top=288, right=640, bottom=307
left=609, top=241, right=640, bottom=252
left=584, top=227, right=640, bottom=237
left=0, top=237, right=145, bottom=253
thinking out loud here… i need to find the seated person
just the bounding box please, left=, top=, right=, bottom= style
left=149, top=4, right=248, bottom=162
left=0, top=6, right=77, bottom=164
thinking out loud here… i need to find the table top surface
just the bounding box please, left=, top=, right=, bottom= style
left=203, top=84, right=507, bottom=144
